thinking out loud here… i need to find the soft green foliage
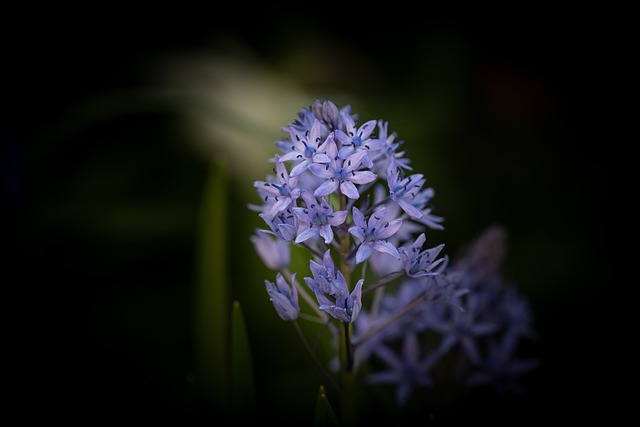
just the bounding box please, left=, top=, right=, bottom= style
left=231, top=300, right=256, bottom=419
left=195, top=160, right=230, bottom=409
left=315, top=385, right=341, bottom=427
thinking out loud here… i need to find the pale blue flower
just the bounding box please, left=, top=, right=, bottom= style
left=398, top=233, right=446, bottom=277
left=421, top=267, right=469, bottom=307
left=365, top=332, right=436, bottom=407
left=251, top=100, right=539, bottom=407
left=253, top=156, right=301, bottom=217
left=278, top=120, right=331, bottom=177
left=348, top=206, right=402, bottom=264
left=406, top=186, right=445, bottom=231
left=335, top=112, right=385, bottom=168
left=259, top=208, right=298, bottom=242
left=311, top=98, right=344, bottom=131
left=292, top=191, right=348, bottom=244
left=250, top=230, right=290, bottom=270
left=368, top=250, right=404, bottom=278
left=308, top=139, right=377, bottom=200
left=265, top=272, right=300, bottom=321
left=386, top=159, right=427, bottom=219
left=369, top=120, right=412, bottom=176
left=372, top=184, right=424, bottom=244
left=430, top=295, right=500, bottom=363
left=314, top=273, right=363, bottom=323
left=416, top=207, right=445, bottom=231
left=304, top=250, right=343, bottom=297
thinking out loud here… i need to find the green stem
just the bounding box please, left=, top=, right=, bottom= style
left=338, top=192, right=356, bottom=426
left=292, top=321, right=341, bottom=394
left=339, top=321, right=355, bottom=426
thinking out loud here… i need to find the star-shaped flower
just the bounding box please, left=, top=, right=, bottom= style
left=398, top=233, right=446, bottom=278
left=304, top=250, right=343, bottom=297
left=259, top=208, right=298, bottom=242
left=365, top=332, right=436, bottom=407
left=253, top=156, right=301, bottom=217
left=278, top=119, right=331, bottom=177
left=387, top=159, right=427, bottom=219
left=308, top=139, right=377, bottom=200
left=334, top=112, right=384, bottom=168
left=292, top=191, right=348, bottom=244
left=313, top=272, right=364, bottom=323
left=348, top=206, right=402, bottom=264
left=430, top=295, right=500, bottom=363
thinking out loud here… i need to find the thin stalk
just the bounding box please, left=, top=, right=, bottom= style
left=338, top=193, right=356, bottom=426
left=292, top=321, right=341, bottom=394
left=363, top=270, right=405, bottom=295
left=282, top=269, right=329, bottom=323
left=339, top=321, right=355, bottom=426
left=352, top=293, right=426, bottom=349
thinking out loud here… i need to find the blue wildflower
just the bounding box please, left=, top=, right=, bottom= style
left=265, top=272, right=300, bottom=321
left=369, top=119, right=412, bottom=177
left=259, top=208, right=298, bottom=242
left=398, top=233, right=446, bottom=277
left=335, top=112, right=385, bottom=168
left=365, top=331, right=436, bottom=407
left=311, top=98, right=345, bottom=131
left=250, top=100, right=538, bottom=410
left=386, top=159, right=427, bottom=219
left=430, top=295, right=500, bottom=363
left=253, top=156, right=301, bottom=217
left=250, top=229, right=291, bottom=270
left=304, top=250, right=343, bottom=297
left=314, top=272, right=364, bottom=323
left=308, top=138, right=377, bottom=200
left=292, top=191, right=348, bottom=244
left=348, top=206, right=403, bottom=264
left=278, top=120, right=331, bottom=177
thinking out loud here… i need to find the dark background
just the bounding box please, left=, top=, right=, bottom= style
left=7, top=9, right=612, bottom=424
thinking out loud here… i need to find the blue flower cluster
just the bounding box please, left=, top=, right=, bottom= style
left=250, top=99, right=537, bottom=407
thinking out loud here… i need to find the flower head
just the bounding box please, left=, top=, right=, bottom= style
left=249, top=99, right=537, bottom=409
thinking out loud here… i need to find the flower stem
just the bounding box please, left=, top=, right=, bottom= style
left=292, top=321, right=341, bottom=394
left=352, top=293, right=426, bottom=349
left=338, top=192, right=356, bottom=425
left=339, top=321, right=356, bottom=426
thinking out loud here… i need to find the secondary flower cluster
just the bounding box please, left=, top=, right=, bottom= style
left=249, top=99, right=537, bottom=407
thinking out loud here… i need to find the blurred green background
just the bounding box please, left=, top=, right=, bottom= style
left=7, top=9, right=605, bottom=424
